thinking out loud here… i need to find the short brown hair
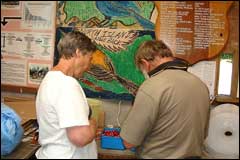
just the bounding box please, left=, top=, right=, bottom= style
left=135, top=40, right=173, bottom=69
left=57, top=31, right=96, bottom=59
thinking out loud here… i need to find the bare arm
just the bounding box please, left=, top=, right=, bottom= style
left=66, top=119, right=97, bottom=147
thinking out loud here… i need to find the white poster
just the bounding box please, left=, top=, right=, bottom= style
left=188, top=61, right=216, bottom=99
left=1, top=58, right=27, bottom=85
left=1, top=1, right=56, bottom=89
left=21, top=1, right=55, bottom=30
left=1, top=31, right=53, bottom=60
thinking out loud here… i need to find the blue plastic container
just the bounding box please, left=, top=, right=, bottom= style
left=101, top=127, right=125, bottom=150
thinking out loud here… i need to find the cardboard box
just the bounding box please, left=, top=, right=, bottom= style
left=4, top=100, right=36, bottom=125
left=3, top=96, right=105, bottom=127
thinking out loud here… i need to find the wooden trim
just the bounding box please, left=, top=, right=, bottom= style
left=3, top=96, right=35, bottom=102
left=215, top=95, right=239, bottom=104
left=1, top=84, right=38, bottom=94
left=214, top=56, right=221, bottom=97
left=231, top=51, right=239, bottom=98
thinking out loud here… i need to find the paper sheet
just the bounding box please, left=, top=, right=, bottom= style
left=188, top=61, right=216, bottom=99
left=1, top=58, right=27, bottom=86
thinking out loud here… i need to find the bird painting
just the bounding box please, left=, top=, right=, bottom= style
left=58, top=28, right=140, bottom=96
left=95, top=1, right=154, bottom=30
left=55, top=2, right=155, bottom=99
left=86, top=50, right=139, bottom=96
left=76, top=27, right=139, bottom=52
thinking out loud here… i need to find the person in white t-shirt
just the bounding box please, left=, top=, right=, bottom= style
left=35, top=31, right=98, bottom=159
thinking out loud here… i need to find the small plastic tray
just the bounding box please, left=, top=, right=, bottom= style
left=100, top=127, right=125, bottom=150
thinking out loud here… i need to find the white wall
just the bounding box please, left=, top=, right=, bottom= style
left=100, top=99, right=132, bottom=127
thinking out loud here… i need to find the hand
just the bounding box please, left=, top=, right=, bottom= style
left=89, top=118, right=96, bottom=127
left=89, top=118, right=97, bottom=134
left=96, top=128, right=103, bottom=140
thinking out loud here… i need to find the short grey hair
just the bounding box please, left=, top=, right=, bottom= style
left=135, top=40, right=173, bottom=69
left=57, top=31, right=96, bottom=59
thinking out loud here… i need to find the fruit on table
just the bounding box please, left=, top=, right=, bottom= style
left=103, top=130, right=120, bottom=137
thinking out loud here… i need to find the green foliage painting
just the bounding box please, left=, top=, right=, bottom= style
left=56, top=1, right=156, bottom=100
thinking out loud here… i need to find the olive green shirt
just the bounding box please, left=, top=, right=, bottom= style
left=120, top=69, right=210, bottom=159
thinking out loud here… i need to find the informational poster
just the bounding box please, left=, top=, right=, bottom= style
left=21, top=1, right=55, bottom=30
left=1, top=1, right=56, bottom=90
left=1, top=58, right=27, bottom=86
left=188, top=61, right=216, bottom=99
left=1, top=31, right=54, bottom=60
left=154, top=1, right=233, bottom=64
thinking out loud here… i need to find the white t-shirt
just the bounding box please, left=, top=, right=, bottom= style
left=35, top=71, right=97, bottom=159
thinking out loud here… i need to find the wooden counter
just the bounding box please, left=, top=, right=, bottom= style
left=2, top=139, right=136, bottom=159
left=1, top=141, right=40, bottom=159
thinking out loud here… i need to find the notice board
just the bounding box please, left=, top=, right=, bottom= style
left=154, top=1, right=233, bottom=64
left=1, top=1, right=56, bottom=93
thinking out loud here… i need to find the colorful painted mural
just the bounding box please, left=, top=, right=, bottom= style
left=57, top=1, right=155, bottom=29
left=55, top=1, right=156, bottom=100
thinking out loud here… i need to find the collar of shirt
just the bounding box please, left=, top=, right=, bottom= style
left=148, top=58, right=189, bottom=77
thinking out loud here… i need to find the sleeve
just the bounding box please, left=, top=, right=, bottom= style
left=54, top=81, right=89, bottom=129
left=120, top=89, right=157, bottom=146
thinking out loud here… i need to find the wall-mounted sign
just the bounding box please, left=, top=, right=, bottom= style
left=154, top=1, right=233, bottom=64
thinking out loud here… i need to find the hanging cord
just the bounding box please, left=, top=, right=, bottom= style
left=117, top=100, right=122, bottom=127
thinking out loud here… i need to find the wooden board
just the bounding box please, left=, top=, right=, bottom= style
left=4, top=101, right=36, bottom=125
left=3, top=97, right=105, bottom=127
left=154, top=1, right=233, bottom=64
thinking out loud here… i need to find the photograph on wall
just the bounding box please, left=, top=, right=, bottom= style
left=28, top=63, right=50, bottom=85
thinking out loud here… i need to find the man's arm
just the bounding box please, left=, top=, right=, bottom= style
left=66, top=119, right=97, bottom=147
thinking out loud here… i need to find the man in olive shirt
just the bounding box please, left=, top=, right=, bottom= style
left=120, top=40, right=210, bottom=159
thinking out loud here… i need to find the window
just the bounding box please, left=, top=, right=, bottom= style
left=218, top=53, right=233, bottom=95
left=215, top=52, right=239, bottom=104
